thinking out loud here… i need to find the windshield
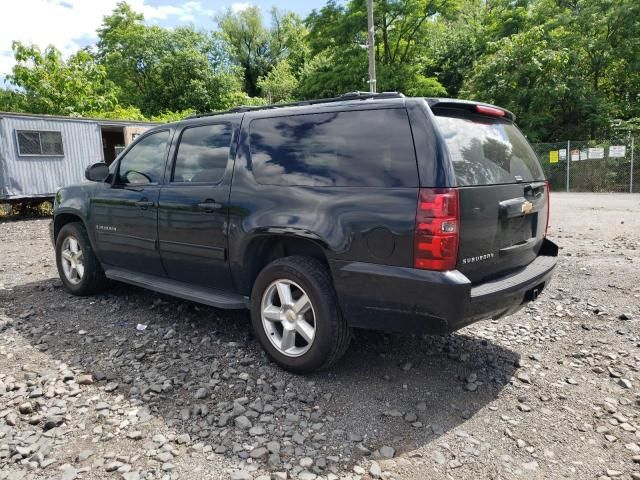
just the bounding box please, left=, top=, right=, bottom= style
left=433, top=109, right=544, bottom=186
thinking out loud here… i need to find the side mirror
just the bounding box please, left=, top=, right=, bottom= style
left=85, top=162, right=110, bottom=182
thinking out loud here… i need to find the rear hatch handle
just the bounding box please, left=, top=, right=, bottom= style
left=524, top=184, right=545, bottom=197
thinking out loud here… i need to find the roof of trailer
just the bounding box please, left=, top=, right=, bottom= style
left=0, top=111, right=159, bottom=126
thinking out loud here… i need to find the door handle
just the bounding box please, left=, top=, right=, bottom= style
left=197, top=199, right=222, bottom=212
left=135, top=199, right=154, bottom=209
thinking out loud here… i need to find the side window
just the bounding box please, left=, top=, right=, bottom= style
left=172, top=124, right=232, bottom=183
left=16, top=130, right=64, bottom=156
left=117, top=130, right=169, bottom=185
left=249, top=109, right=418, bottom=187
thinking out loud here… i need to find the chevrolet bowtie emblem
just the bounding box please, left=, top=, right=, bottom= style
left=521, top=201, right=534, bottom=214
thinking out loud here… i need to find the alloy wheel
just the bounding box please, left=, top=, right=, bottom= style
left=60, top=235, right=84, bottom=285
left=261, top=279, right=316, bottom=357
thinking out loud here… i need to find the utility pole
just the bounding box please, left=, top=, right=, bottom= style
left=566, top=140, right=570, bottom=192
left=367, top=0, right=376, bottom=93
left=631, top=136, right=635, bottom=193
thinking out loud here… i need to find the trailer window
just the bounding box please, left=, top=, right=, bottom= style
left=16, top=130, right=64, bottom=156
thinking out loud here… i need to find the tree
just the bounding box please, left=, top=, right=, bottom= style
left=462, top=26, right=591, bottom=141
left=217, top=6, right=308, bottom=97
left=96, top=2, right=163, bottom=111
left=1, top=0, right=639, bottom=142
left=0, top=88, right=26, bottom=112
left=422, top=0, right=488, bottom=97
left=97, top=2, right=246, bottom=115
left=302, top=0, right=448, bottom=98
left=8, top=42, right=117, bottom=115
left=257, top=60, right=298, bottom=103
left=459, top=0, right=640, bottom=141
left=564, top=0, right=640, bottom=136
left=269, top=8, right=310, bottom=75
left=216, top=6, right=272, bottom=97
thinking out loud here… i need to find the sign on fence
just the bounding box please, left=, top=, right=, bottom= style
left=588, top=147, right=604, bottom=159
left=532, top=139, right=637, bottom=193
left=609, top=145, right=626, bottom=158
left=571, top=149, right=580, bottom=161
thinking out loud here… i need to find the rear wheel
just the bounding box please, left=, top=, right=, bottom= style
left=251, top=256, right=351, bottom=373
left=55, top=222, right=107, bottom=295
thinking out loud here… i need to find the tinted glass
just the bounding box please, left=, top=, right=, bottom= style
left=41, top=132, right=64, bottom=155
left=434, top=109, right=545, bottom=186
left=250, top=109, right=418, bottom=187
left=17, top=131, right=42, bottom=155
left=173, top=124, right=231, bottom=183
left=117, top=130, right=169, bottom=185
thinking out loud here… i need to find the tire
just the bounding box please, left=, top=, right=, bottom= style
left=250, top=256, right=351, bottom=373
left=55, top=222, right=107, bottom=296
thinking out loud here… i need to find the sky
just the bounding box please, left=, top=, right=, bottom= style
left=0, top=0, right=328, bottom=81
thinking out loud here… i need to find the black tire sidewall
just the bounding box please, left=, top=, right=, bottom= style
left=55, top=222, right=103, bottom=295
left=251, top=259, right=339, bottom=373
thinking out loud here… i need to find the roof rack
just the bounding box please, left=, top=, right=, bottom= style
left=188, top=91, right=405, bottom=119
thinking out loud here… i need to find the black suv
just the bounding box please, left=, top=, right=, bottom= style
left=51, top=92, right=557, bottom=372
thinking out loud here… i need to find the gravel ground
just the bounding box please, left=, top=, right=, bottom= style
left=0, top=192, right=639, bottom=480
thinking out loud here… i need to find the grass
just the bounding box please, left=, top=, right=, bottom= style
left=0, top=200, right=53, bottom=220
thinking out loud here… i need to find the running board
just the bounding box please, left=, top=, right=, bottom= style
left=104, top=267, right=248, bottom=309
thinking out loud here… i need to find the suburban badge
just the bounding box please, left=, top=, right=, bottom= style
left=462, top=253, right=495, bottom=265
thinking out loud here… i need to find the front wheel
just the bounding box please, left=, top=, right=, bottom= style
left=55, top=222, right=107, bottom=295
left=250, top=256, right=351, bottom=373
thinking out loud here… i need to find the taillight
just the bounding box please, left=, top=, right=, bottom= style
left=414, top=188, right=459, bottom=271
left=544, top=180, right=550, bottom=237
left=476, top=105, right=505, bottom=117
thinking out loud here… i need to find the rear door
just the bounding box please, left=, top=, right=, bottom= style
left=431, top=106, right=548, bottom=283
left=156, top=121, right=236, bottom=291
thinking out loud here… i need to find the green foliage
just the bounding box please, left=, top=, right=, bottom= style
left=303, top=0, right=448, bottom=97
left=97, top=3, right=244, bottom=116
left=216, top=6, right=308, bottom=97
left=1, top=0, right=639, bottom=142
left=0, top=88, right=26, bottom=112
left=89, top=105, right=147, bottom=121
left=423, top=2, right=486, bottom=97
left=217, top=6, right=271, bottom=97
left=298, top=49, right=367, bottom=99
left=0, top=200, right=53, bottom=218
left=458, top=0, right=640, bottom=141
left=269, top=8, right=311, bottom=76
left=462, top=27, right=580, bottom=141
left=9, top=42, right=117, bottom=115
left=150, top=109, right=197, bottom=123
left=379, top=64, right=447, bottom=97
left=611, top=117, right=640, bottom=137
left=220, top=91, right=269, bottom=110
left=87, top=104, right=196, bottom=123
left=258, top=60, right=299, bottom=103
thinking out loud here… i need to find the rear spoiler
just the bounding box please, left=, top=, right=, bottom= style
left=425, top=98, right=516, bottom=122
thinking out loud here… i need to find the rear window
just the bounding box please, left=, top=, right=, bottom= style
left=433, top=109, right=544, bottom=186
left=249, top=109, right=418, bottom=187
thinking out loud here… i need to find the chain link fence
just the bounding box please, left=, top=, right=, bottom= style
left=531, top=139, right=639, bottom=193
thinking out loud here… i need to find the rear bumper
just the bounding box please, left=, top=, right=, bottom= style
left=332, top=238, right=558, bottom=334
